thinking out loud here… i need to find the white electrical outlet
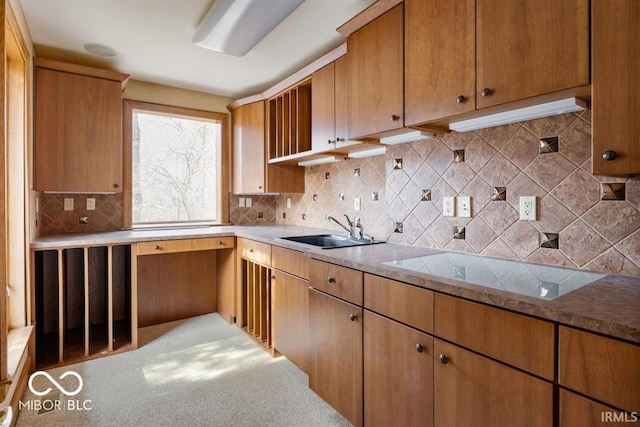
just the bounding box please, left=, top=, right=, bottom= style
left=353, top=197, right=361, bottom=211
left=519, top=196, right=537, bottom=220
left=238, top=197, right=246, bottom=208
left=443, top=196, right=456, bottom=217
left=86, top=198, right=96, bottom=211
left=246, top=197, right=252, bottom=208
left=457, top=196, right=471, bottom=218
left=286, top=197, right=292, bottom=208
left=64, top=198, right=74, bottom=211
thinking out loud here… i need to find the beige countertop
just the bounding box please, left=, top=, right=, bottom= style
left=32, top=224, right=640, bottom=344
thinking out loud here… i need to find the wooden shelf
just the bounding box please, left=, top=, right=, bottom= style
left=34, top=245, right=135, bottom=368
left=241, top=259, right=273, bottom=354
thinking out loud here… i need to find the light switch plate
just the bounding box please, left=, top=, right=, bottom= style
left=286, top=197, right=292, bottom=208
left=238, top=197, right=246, bottom=208
left=443, top=196, right=455, bottom=217
left=86, top=198, right=96, bottom=211
left=457, top=196, right=471, bottom=218
left=519, top=196, right=537, bottom=220
left=246, top=197, right=252, bottom=208
left=64, top=198, right=74, bottom=211
left=353, top=197, right=361, bottom=211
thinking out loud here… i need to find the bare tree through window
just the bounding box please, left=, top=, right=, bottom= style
left=132, top=111, right=220, bottom=224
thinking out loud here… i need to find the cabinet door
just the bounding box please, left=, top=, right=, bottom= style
left=333, top=56, right=350, bottom=148
left=434, top=339, right=553, bottom=427
left=309, top=289, right=363, bottom=427
left=364, top=311, right=433, bottom=427
left=311, top=62, right=336, bottom=150
left=592, top=0, right=640, bottom=175
left=476, top=0, right=589, bottom=109
left=405, top=0, right=475, bottom=126
left=232, top=101, right=265, bottom=193
left=560, top=389, right=636, bottom=427
left=347, top=4, right=404, bottom=140
left=35, top=68, right=123, bottom=192
left=272, top=270, right=308, bottom=373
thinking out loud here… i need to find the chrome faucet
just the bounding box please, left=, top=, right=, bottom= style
left=327, top=215, right=357, bottom=238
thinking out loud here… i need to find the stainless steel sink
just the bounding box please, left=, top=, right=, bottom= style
left=280, top=234, right=384, bottom=249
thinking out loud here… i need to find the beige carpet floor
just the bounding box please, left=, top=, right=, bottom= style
left=16, top=313, right=350, bottom=427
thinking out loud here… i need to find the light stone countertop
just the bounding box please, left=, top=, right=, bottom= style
left=31, top=224, right=640, bottom=343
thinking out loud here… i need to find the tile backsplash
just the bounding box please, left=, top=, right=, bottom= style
left=38, top=193, right=123, bottom=235
left=229, top=194, right=277, bottom=224
left=276, top=109, right=640, bottom=277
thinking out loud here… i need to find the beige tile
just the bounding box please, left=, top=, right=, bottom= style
left=402, top=213, right=427, bottom=244
left=430, top=179, right=457, bottom=213
left=411, top=201, right=440, bottom=229
left=500, top=127, right=539, bottom=169
left=550, top=168, right=600, bottom=216
left=410, top=138, right=437, bottom=158
left=533, top=194, right=577, bottom=233
left=584, top=248, right=640, bottom=276
left=460, top=176, right=492, bottom=213
left=480, top=237, right=519, bottom=261
left=441, top=162, right=476, bottom=193
left=522, top=152, right=576, bottom=191
left=439, top=130, right=477, bottom=150
left=579, top=107, right=591, bottom=124
left=476, top=123, right=520, bottom=151
left=445, top=238, right=475, bottom=253
left=412, top=162, right=440, bottom=190
left=478, top=153, right=520, bottom=186
left=582, top=202, right=640, bottom=244
left=464, top=135, right=498, bottom=172
left=614, top=229, right=640, bottom=268
left=526, top=248, right=577, bottom=268
left=559, top=116, right=591, bottom=166
left=414, top=230, right=438, bottom=249
left=478, top=201, right=519, bottom=234
left=386, top=197, right=411, bottom=222
left=506, top=173, right=546, bottom=211
left=398, top=180, right=423, bottom=213
left=519, top=112, right=579, bottom=138
left=427, top=216, right=454, bottom=247
left=385, top=169, right=411, bottom=197
left=627, top=178, right=640, bottom=210
left=465, top=217, right=497, bottom=253
left=501, top=221, right=540, bottom=259
left=426, top=140, right=453, bottom=175
left=560, top=220, right=611, bottom=267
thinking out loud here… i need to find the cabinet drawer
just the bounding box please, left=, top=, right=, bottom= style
left=559, top=326, right=640, bottom=412
left=434, top=293, right=555, bottom=380
left=559, top=389, right=635, bottom=427
left=309, top=260, right=363, bottom=305
left=364, top=274, right=433, bottom=334
left=272, top=246, right=308, bottom=280
left=137, top=237, right=234, bottom=256
left=238, top=238, right=271, bottom=266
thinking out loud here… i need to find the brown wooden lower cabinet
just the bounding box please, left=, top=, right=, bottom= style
left=272, top=269, right=308, bottom=372
left=363, top=310, right=433, bottom=427
left=434, top=339, right=553, bottom=427
left=309, top=289, right=363, bottom=427
left=559, top=388, right=638, bottom=427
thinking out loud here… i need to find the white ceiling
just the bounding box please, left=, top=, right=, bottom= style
left=19, top=0, right=375, bottom=98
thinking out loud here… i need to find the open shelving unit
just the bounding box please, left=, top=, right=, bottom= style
left=241, top=259, right=272, bottom=353
left=33, top=244, right=135, bottom=368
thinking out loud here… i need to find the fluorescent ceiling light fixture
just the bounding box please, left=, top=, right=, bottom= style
left=348, top=146, right=387, bottom=159
left=298, top=156, right=345, bottom=167
left=194, top=0, right=305, bottom=56
left=380, top=130, right=433, bottom=145
left=449, top=98, right=587, bottom=132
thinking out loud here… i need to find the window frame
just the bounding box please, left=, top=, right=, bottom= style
left=123, top=100, right=230, bottom=229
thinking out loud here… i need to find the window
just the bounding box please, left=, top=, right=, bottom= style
left=124, top=101, right=229, bottom=227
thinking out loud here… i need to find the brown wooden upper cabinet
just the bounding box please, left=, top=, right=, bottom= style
left=404, top=0, right=589, bottom=126
left=34, top=58, right=129, bottom=193
left=591, top=0, right=640, bottom=175
left=232, top=101, right=305, bottom=193
left=347, top=4, right=404, bottom=140
left=311, top=56, right=353, bottom=151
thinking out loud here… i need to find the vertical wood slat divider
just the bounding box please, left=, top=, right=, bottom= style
left=57, top=249, right=64, bottom=362
left=130, top=244, right=138, bottom=349
left=83, top=247, right=89, bottom=356
left=290, top=89, right=298, bottom=154
left=107, top=246, right=113, bottom=352
left=261, top=265, right=268, bottom=343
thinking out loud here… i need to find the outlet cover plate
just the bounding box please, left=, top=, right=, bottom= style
left=443, top=196, right=455, bottom=217
left=86, top=198, right=96, bottom=211
left=353, top=197, right=361, bottom=211
left=246, top=197, right=252, bottom=208
left=457, top=196, right=471, bottom=218
left=519, top=196, right=537, bottom=221
left=64, top=198, right=74, bottom=211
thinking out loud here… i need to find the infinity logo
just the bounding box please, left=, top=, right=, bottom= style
left=28, top=371, right=84, bottom=397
